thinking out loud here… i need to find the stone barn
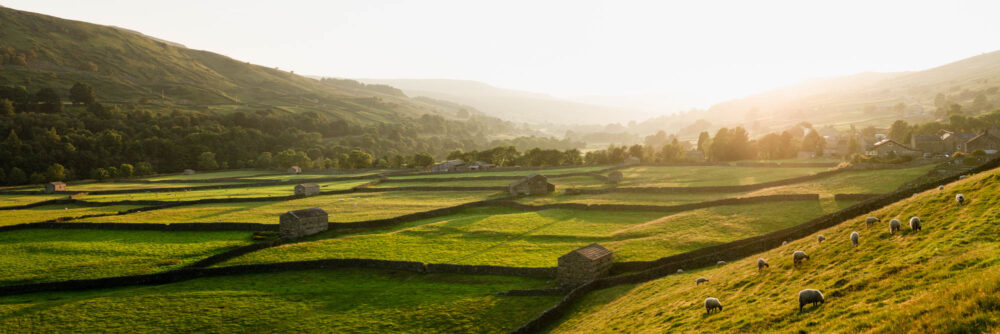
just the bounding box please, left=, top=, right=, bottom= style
left=557, top=243, right=613, bottom=287
left=508, top=173, right=555, bottom=196
left=183, top=169, right=196, bottom=175
left=607, top=171, right=623, bottom=184
left=294, top=183, right=320, bottom=197
left=44, top=181, right=66, bottom=194
left=279, top=207, right=329, bottom=239
left=288, top=166, right=302, bottom=174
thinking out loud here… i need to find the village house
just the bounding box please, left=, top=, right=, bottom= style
left=868, top=139, right=920, bottom=158
left=557, top=243, right=613, bottom=287
left=964, top=130, right=1000, bottom=154
left=941, top=131, right=978, bottom=153
left=430, top=160, right=466, bottom=173
left=288, top=166, right=302, bottom=174
left=508, top=173, right=555, bottom=196
left=44, top=181, right=66, bottom=194
left=294, top=183, right=320, bottom=197
left=279, top=207, right=329, bottom=238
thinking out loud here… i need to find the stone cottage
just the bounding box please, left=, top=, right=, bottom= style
left=607, top=171, right=623, bottom=184
left=279, top=207, right=329, bottom=239
left=44, top=181, right=66, bottom=194
left=288, top=166, right=302, bottom=174
left=557, top=243, right=613, bottom=287
left=508, top=173, right=555, bottom=196
left=294, top=183, right=320, bottom=197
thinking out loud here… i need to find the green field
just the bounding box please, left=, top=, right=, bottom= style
left=746, top=164, right=935, bottom=196
left=140, top=170, right=279, bottom=181
left=550, top=167, right=1000, bottom=333
left=0, top=194, right=66, bottom=207
left=0, top=268, right=558, bottom=333
left=0, top=229, right=254, bottom=285
left=373, top=179, right=514, bottom=188
left=47, top=182, right=237, bottom=192
left=223, top=200, right=853, bottom=268
left=0, top=204, right=141, bottom=227
left=388, top=166, right=610, bottom=180
left=240, top=170, right=392, bottom=181
left=78, top=191, right=501, bottom=224
left=617, top=166, right=830, bottom=187
left=79, top=180, right=372, bottom=202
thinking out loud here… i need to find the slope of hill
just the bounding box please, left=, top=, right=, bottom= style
left=0, top=6, right=469, bottom=123
left=697, top=50, right=1000, bottom=134
left=550, top=166, right=1000, bottom=332
left=357, top=78, right=650, bottom=124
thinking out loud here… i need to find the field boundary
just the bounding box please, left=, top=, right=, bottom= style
left=509, top=157, right=1000, bottom=333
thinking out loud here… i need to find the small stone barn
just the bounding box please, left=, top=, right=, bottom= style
left=288, top=166, right=302, bottom=174
left=44, top=181, right=66, bottom=194
left=508, top=173, right=554, bottom=196
left=557, top=243, right=613, bottom=287
left=183, top=169, right=196, bottom=175
left=294, top=183, right=320, bottom=197
left=607, top=171, right=623, bottom=184
left=279, top=207, right=329, bottom=239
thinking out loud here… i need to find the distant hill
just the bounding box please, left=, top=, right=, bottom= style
left=696, top=50, right=1000, bottom=134
left=0, top=6, right=471, bottom=124
left=356, top=78, right=650, bottom=125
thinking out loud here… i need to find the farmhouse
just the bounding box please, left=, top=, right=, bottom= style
left=623, top=156, right=640, bottom=166
left=44, top=181, right=66, bottom=193
left=288, top=166, right=302, bottom=174
left=508, top=173, right=555, bottom=196
left=557, top=243, right=613, bottom=287
left=294, top=183, right=320, bottom=197
left=868, top=139, right=920, bottom=158
left=183, top=169, right=196, bottom=175
left=279, top=207, right=328, bottom=238
left=430, top=160, right=466, bottom=173
left=607, top=171, right=623, bottom=184
left=910, top=134, right=947, bottom=154
left=964, top=132, right=1000, bottom=154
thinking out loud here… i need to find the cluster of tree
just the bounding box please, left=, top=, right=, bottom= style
left=444, top=146, right=583, bottom=167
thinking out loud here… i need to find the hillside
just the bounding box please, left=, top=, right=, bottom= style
left=0, top=6, right=473, bottom=123
left=357, top=78, right=650, bottom=125
left=551, top=166, right=1000, bottom=332
left=692, top=50, right=1000, bottom=134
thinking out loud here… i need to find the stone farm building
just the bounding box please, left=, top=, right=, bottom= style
left=557, top=243, right=613, bottom=287
left=607, top=171, right=623, bottom=184
left=279, top=207, right=329, bottom=239
left=868, top=139, right=920, bottom=158
left=288, top=166, right=302, bottom=174
left=430, top=160, right=467, bottom=173
left=508, top=173, right=555, bottom=196
left=44, top=181, right=66, bottom=193
left=294, top=183, right=320, bottom=197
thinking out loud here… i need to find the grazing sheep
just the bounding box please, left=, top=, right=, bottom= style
left=696, top=277, right=709, bottom=285
left=677, top=269, right=684, bottom=273
left=705, top=297, right=723, bottom=313
left=938, top=185, right=945, bottom=191
left=717, top=260, right=726, bottom=266
left=960, top=175, right=967, bottom=179
left=757, top=258, right=770, bottom=272
left=817, top=235, right=826, bottom=243
left=798, top=289, right=825, bottom=312
left=865, top=217, right=880, bottom=228
left=850, top=231, right=860, bottom=247
left=782, top=241, right=788, bottom=246
left=910, top=216, right=922, bottom=232
left=889, top=219, right=901, bottom=235
left=793, top=251, right=810, bottom=265
left=956, top=194, right=965, bottom=206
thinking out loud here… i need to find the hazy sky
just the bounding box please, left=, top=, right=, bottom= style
left=4, top=0, right=1000, bottom=108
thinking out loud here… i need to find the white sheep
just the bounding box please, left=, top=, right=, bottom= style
left=865, top=217, right=880, bottom=228
left=696, top=277, right=709, bottom=285
left=817, top=235, right=826, bottom=243
left=938, top=185, right=945, bottom=191
left=798, top=289, right=825, bottom=312
left=677, top=269, right=684, bottom=273
left=782, top=241, right=788, bottom=246
left=850, top=231, right=860, bottom=247
left=793, top=251, right=810, bottom=265
left=757, top=258, right=770, bottom=272
left=889, top=219, right=901, bottom=235
left=960, top=175, right=968, bottom=179
left=717, top=260, right=726, bottom=266
left=705, top=297, right=723, bottom=313
left=956, top=194, right=966, bottom=206
left=910, top=216, right=922, bottom=232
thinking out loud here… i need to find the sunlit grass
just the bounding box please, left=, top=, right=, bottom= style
left=617, top=166, right=829, bottom=187
left=140, top=170, right=278, bottom=181
left=0, top=194, right=66, bottom=207
left=388, top=166, right=609, bottom=180
left=0, top=204, right=141, bottom=227
left=80, top=180, right=371, bottom=202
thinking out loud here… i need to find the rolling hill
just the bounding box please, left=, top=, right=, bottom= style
left=550, top=165, right=1000, bottom=332
left=0, top=6, right=475, bottom=124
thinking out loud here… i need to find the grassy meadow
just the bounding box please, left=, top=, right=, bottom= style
left=550, top=167, right=1000, bottom=333
left=0, top=204, right=141, bottom=227
left=0, top=229, right=254, bottom=286
left=78, top=180, right=372, bottom=202
left=616, top=166, right=829, bottom=187
left=139, top=170, right=280, bottom=181
left=0, top=268, right=558, bottom=333
left=0, top=194, right=66, bottom=207
left=223, top=200, right=853, bottom=268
